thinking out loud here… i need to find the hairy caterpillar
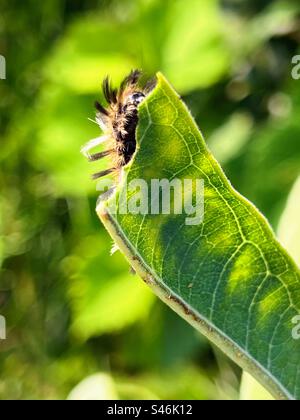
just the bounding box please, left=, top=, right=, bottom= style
left=81, top=70, right=155, bottom=180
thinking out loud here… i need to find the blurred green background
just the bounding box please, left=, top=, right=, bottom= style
left=0, top=0, right=300, bottom=400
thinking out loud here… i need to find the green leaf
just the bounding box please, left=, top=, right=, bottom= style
left=97, top=73, right=300, bottom=400
left=161, top=0, right=230, bottom=92
left=243, top=119, right=300, bottom=225
left=116, top=366, right=224, bottom=400
left=65, top=233, right=154, bottom=340
left=278, top=176, right=300, bottom=266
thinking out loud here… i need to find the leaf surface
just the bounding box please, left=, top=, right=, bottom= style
left=98, top=73, right=300, bottom=400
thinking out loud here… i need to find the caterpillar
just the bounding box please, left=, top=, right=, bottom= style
left=81, top=70, right=155, bottom=180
